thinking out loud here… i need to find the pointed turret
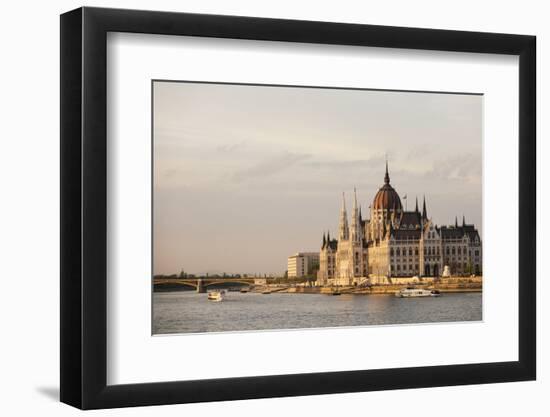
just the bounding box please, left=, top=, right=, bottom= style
left=327, top=231, right=331, bottom=243
left=455, top=216, right=458, bottom=228
left=322, top=232, right=326, bottom=248
left=415, top=196, right=419, bottom=213
left=338, top=192, right=349, bottom=241
left=422, top=195, right=427, bottom=220
left=384, top=159, right=390, bottom=184
left=462, top=215, right=466, bottom=227
left=351, top=188, right=361, bottom=242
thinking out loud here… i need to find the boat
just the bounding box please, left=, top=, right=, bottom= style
left=207, top=290, right=225, bottom=302
left=331, top=291, right=341, bottom=296
left=395, top=287, right=441, bottom=298
left=240, top=287, right=249, bottom=293
left=261, top=289, right=272, bottom=294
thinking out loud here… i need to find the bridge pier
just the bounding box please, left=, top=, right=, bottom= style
left=196, top=279, right=206, bottom=293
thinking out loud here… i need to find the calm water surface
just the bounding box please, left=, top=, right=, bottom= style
left=153, top=291, right=482, bottom=334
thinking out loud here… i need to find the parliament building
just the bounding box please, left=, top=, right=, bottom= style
left=318, top=163, right=482, bottom=286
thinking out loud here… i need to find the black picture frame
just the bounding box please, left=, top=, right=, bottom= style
left=60, top=6, right=536, bottom=410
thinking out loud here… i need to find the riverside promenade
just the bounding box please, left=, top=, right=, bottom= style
left=253, top=276, right=482, bottom=295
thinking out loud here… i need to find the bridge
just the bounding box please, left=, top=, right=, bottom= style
left=153, top=277, right=266, bottom=293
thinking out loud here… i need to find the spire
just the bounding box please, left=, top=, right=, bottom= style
left=415, top=196, right=419, bottom=213
left=351, top=188, right=361, bottom=242
left=339, top=192, right=349, bottom=241
left=322, top=232, right=326, bottom=248
left=384, top=159, right=390, bottom=184
left=455, top=216, right=458, bottom=228
left=327, top=231, right=331, bottom=242
left=462, top=215, right=466, bottom=227
left=422, top=195, right=427, bottom=219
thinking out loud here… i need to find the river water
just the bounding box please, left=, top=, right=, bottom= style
left=153, top=291, right=482, bottom=335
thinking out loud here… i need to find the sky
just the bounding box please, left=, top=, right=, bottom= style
left=153, top=81, right=482, bottom=276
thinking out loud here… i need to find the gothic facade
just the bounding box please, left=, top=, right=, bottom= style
left=318, top=164, right=482, bottom=286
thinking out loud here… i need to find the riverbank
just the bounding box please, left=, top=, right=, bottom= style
left=153, top=276, right=482, bottom=295
left=254, top=277, right=482, bottom=295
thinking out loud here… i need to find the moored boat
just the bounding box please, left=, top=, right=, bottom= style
left=395, top=287, right=441, bottom=298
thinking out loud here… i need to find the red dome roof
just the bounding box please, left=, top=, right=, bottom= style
left=372, top=162, right=402, bottom=211
left=373, top=184, right=402, bottom=211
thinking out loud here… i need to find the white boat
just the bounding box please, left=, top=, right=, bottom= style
left=395, top=288, right=441, bottom=298
left=207, top=290, right=225, bottom=302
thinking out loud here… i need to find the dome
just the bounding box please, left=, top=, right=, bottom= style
left=373, top=184, right=402, bottom=211
left=372, top=163, right=402, bottom=211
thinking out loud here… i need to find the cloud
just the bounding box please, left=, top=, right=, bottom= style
left=216, top=140, right=247, bottom=153
left=305, top=154, right=385, bottom=170
left=423, top=153, right=481, bottom=182
left=231, top=151, right=311, bottom=183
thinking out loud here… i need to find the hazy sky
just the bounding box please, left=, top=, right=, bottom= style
left=153, top=81, right=482, bottom=275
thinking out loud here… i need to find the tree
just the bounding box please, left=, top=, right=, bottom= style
left=465, top=261, right=473, bottom=276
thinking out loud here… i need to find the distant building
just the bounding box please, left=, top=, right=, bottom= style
left=288, top=252, right=320, bottom=278
left=318, top=163, right=482, bottom=286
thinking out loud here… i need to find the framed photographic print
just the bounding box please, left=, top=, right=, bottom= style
left=60, top=6, right=536, bottom=409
